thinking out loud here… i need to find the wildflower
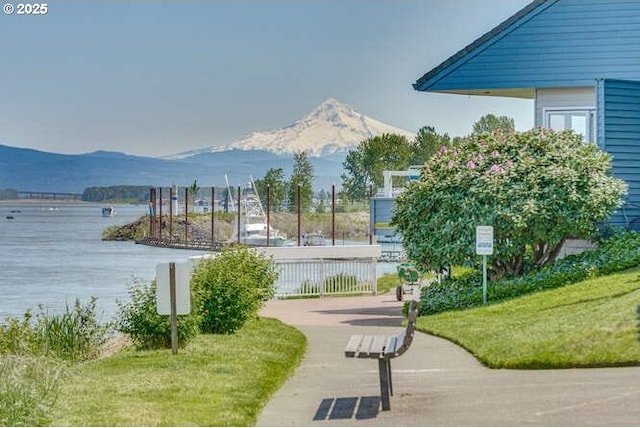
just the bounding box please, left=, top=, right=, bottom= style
left=467, top=160, right=475, bottom=169
left=490, top=164, right=503, bottom=173
left=440, top=146, right=448, bottom=153
left=448, top=160, right=455, bottom=167
left=505, top=160, right=513, bottom=168
left=492, top=150, right=500, bottom=158
left=476, top=153, right=484, bottom=162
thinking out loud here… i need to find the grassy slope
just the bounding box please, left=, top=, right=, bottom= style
left=417, top=267, right=640, bottom=369
left=51, top=317, right=306, bottom=427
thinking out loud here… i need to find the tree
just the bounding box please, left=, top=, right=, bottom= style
left=341, top=133, right=413, bottom=201
left=287, top=151, right=314, bottom=213
left=472, top=113, right=515, bottom=135
left=254, top=168, right=286, bottom=212
left=392, top=128, right=627, bottom=279
left=410, top=126, right=452, bottom=165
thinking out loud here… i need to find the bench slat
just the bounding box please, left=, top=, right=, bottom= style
left=384, top=335, right=398, bottom=357
left=357, top=335, right=374, bottom=358
left=345, top=334, right=364, bottom=358
left=368, top=335, right=388, bottom=358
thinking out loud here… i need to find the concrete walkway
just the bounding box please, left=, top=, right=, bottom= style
left=257, top=293, right=640, bottom=426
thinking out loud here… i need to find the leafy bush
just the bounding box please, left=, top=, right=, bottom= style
left=419, top=231, right=640, bottom=315
left=393, top=128, right=627, bottom=278
left=0, top=355, right=63, bottom=426
left=115, top=278, right=201, bottom=349
left=0, top=311, right=40, bottom=356
left=0, top=298, right=109, bottom=362
left=192, top=246, right=277, bottom=334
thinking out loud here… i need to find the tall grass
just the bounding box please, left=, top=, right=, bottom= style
left=36, top=297, right=109, bottom=362
left=0, top=297, right=109, bottom=425
left=0, top=355, right=63, bottom=426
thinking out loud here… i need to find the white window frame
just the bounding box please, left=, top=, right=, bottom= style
left=543, top=107, right=596, bottom=143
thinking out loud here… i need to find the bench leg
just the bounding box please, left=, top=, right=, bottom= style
left=378, top=358, right=391, bottom=411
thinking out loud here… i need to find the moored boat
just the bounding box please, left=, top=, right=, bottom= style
left=227, top=175, right=289, bottom=247
left=102, top=206, right=116, bottom=217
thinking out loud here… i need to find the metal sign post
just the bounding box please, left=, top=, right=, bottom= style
left=169, top=262, right=178, bottom=355
left=476, top=226, right=494, bottom=305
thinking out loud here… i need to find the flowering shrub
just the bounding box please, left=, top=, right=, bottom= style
left=392, top=128, right=627, bottom=278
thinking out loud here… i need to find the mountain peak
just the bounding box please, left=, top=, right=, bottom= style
left=174, top=98, right=414, bottom=158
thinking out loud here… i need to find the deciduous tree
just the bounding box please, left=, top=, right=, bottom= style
left=341, top=133, right=412, bottom=201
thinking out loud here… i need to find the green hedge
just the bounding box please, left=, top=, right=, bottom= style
left=419, top=231, right=640, bottom=316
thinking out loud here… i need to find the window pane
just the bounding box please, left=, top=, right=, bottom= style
left=570, top=114, right=587, bottom=138
left=549, top=114, right=565, bottom=131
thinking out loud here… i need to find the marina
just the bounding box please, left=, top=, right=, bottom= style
left=1, top=201, right=402, bottom=321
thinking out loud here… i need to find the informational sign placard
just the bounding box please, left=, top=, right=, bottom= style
left=476, top=226, right=494, bottom=255
left=156, top=261, right=191, bottom=315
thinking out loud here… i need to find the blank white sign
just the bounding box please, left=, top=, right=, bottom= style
left=156, top=262, right=191, bottom=315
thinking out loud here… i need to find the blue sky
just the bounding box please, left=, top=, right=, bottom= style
left=0, top=0, right=532, bottom=157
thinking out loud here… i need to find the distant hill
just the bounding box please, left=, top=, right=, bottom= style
left=0, top=145, right=346, bottom=193
left=1, top=98, right=414, bottom=193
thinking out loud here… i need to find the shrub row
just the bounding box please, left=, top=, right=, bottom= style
left=419, top=231, right=640, bottom=316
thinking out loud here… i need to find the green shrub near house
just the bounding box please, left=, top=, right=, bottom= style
left=419, top=231, right=640, bottom=315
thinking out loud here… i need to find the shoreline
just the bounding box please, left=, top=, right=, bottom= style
left=0, top=199, right=88, bottom=205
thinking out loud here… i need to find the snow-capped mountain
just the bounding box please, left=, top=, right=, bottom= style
left=174, top=98, right=414, bottom=158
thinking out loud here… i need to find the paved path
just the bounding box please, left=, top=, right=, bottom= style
left=257, top=293, right=640, bottom=426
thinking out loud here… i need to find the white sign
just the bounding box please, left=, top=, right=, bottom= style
left=476, top=226, right=494, bottom=255
left=156, top=262, right=192, bottom=315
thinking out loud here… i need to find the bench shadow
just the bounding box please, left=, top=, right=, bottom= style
left=313, top=306, right=404, bottom=327
left=313, top=396, right=380, bottom=421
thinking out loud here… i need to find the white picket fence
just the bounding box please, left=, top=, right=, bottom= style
left=189, top=245, right=380, bottom=299
left=256, top=245, right=380, bottom=298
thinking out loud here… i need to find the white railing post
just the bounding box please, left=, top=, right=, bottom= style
left=319, top=258, right=325, bottom=297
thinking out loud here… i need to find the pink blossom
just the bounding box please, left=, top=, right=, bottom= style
left=440, top=146, right=448, bottom=153
left=492, top=150, right=500, bottom=158
left=490, top=164, right=503, bottom=173
left=476, top=153, right=484, bottom=162
left=448, top=160, right=455, bottom=167
left=505, top=160, right=513, bottom=168
left=467, top=160, right=475, bottom=169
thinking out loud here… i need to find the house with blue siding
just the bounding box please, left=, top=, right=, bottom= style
left=413, top=0, right=640, bottom=229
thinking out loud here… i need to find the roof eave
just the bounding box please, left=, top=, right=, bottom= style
left=413, top=0, right=557, bottom=94
left=425, top=88, right=535, bottom=99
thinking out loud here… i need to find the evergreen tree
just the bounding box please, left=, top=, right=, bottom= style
left=287, top=151, right=314, bottom=213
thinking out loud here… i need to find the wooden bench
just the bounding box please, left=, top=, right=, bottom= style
left=344, top=297, right=419, bottom=411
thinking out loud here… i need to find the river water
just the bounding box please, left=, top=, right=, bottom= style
left=1, top=202, right=400, bottom=323
left=0, top=202, right=208, bottom=322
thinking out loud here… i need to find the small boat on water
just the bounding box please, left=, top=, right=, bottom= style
left=102, top=206, right=116, bottom=217
left=302, top=231, right=326, bottom=246
left=6, top=215, right=14, bottom=220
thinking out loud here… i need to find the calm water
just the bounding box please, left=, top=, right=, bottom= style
left=0, top=202, right=207, bottom=322
left=0, top=202, right=400, bottom=322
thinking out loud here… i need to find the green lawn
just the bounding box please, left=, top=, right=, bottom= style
left=416, top=267, right=640, bottom=369
left=50, top=317, right=306, bottom=427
